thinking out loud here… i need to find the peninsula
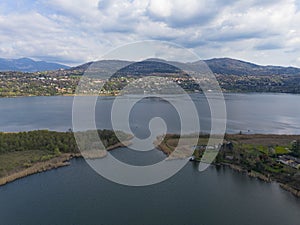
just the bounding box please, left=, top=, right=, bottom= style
left=156, top=133, right=300, bottom=197
left=0, top=130, right=132, bottom=186
left=1, top=130, right=300, bottom=198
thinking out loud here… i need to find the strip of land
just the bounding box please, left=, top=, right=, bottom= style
left=156, top=133, right=300, bottom=197
left=0, top=153, right=79, bottom=186
left=1, top=130, right=300, bottom=198
left=0, top=130, right=132, bottom=186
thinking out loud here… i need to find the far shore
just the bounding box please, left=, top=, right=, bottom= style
left=2, top=91, right=300, bottom=99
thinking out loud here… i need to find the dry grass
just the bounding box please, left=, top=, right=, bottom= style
left=226, top=134, right=300, bottom=146
left=156, top=133, right=300, bottom=156
left=0, top=150, right=52, bottom=177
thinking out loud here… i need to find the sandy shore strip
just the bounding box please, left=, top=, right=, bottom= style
left=0, top=153, right=80, bottom=186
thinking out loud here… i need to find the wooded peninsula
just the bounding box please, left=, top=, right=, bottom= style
left=0, top=130, right=131, bottom=186
left=1, top=130, right=300, bottom=198
left=157, top=133, right=300, bottom=197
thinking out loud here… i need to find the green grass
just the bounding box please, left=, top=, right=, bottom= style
left=264, top=165, right=282, bottom=173
left=257, top=145, right=268, bottom=154
left=274, top=146, right=290, bottom=154
left=239, top=144, right=263, bottom=156
left=238, top=143, right=289, bottom=155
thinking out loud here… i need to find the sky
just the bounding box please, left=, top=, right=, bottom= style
left=0, top=0, right=300, bottom=67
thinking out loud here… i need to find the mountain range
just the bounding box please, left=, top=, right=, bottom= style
left=0, top=58, right=69, bottom=72
left=1, top=57, right=300, bottom=76
left=203, top=58, right=300, bottom=76
left=71, top=58, right=300, bottom=77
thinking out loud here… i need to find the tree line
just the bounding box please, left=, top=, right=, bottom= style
left=0, top=130, right=128, bottom=154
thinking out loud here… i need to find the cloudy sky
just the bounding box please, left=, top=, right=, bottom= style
left=1, top=0, right=300, bottom=66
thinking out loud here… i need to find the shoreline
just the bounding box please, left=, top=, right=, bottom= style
left=220, top=162, right=271, bottom=182
left=155, top=136, right=300, bottom=198
left=1, top=133, right=300, bottom=198
left=0, top=153, right=81, bottom=186
left=0, top=141, right=132, bottom=187
left=1, top=91, right=300, bottom=99
left=219, top=162, right=300, bottom=198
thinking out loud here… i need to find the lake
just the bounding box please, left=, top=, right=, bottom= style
left=0, top=93, right=300, bottom=134
left=1, top=156, right=300, bottom=225
left=0, top=93, right=300, bottom=225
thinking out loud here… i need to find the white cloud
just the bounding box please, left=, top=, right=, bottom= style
left=147, top=0, right=222, bottom=27
left=147, top=0, right=172, bottom=18
left=0, top=0, right=300, bottom=67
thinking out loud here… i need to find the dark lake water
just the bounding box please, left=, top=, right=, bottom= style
left=1, top=157, right=300, bottom=225
left=0, top=93, right=300, bottom=225
left=0, top=93, right=300, bottom=134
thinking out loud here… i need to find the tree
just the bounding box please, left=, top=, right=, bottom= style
left=291, top=140, right=300, bottom=157
left=54, top=147, right=61, bottom=156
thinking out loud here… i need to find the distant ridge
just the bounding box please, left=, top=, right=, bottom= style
left=71, top=57, right=300, bottom=77
left=2, top=56, right=299, bottom=75
left=202, top=58, right=300, bottom=76
left=0, top=57, right=69, bottom=72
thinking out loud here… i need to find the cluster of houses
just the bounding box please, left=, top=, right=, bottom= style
left=278, top=155, right=300, bottom=169
left=192, top=140, right=300, bottom=170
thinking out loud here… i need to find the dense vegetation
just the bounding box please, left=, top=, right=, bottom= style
left=0, top=130, right=77, bottom=154
left=0, top=130, right=127, bottom=154
left=158, top=134, right=300, bottom=192
left=215, top=136, right=300, bottom=191
left=0, top=130, right=129, bottom=178
left=291, top=140, right=300, bottom=157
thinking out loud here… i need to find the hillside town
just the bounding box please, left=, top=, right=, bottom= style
left=1, top=66, right=300, bottom=97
